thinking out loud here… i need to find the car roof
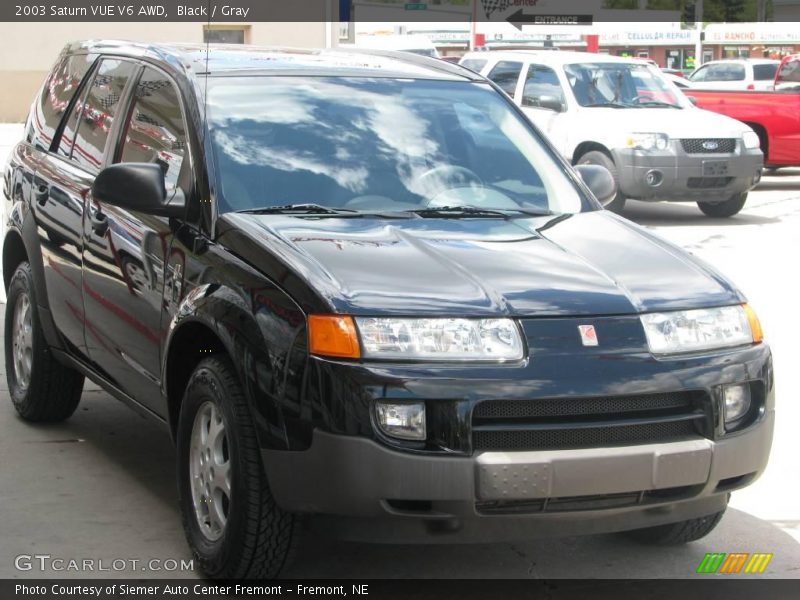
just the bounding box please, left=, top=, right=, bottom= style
left=700, top=58, right=780, bottom=65
left=64, top=39, right=478, bottom=81
left=459, top=50, right=651, bottom=66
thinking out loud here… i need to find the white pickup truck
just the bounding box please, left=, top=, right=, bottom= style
left=459, top=51, right=763, bottom=217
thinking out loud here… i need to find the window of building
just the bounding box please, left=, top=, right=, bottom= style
left=203, top=27, right=247, bottom=44
left=118, top=67, right=187, bottom=193
left=71, top=59, right=136, bottom=172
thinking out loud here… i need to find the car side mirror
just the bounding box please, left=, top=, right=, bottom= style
left=574, top=164, right=617, bottom=207
left=91, top=163, right=184, bottom=218
left=538, top=95, right=565, bottom=112
left=523, top=94, right=565, bottom=112
left=685, top=95, right=698, bottom=105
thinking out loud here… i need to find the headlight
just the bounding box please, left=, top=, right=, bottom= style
left=641, top=304, right=762, bottom=355
left=355, top=317, right=524, bottom=361
left=742, top=130, right=761, bottom=149
left=625, top=132, right=670, bottom=151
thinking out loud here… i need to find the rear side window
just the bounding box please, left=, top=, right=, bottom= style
left=118, top=67, right=187, bottom=193
left=30, top=53, right=95, bottom=151
left=460, top=58, right=487, bottom=74
left=753, top=63, right=778, bottom=81
left=71, top=59, right=136, bottom=172
left=692, top=63, right=745, bottom=82
left=487, top=61, right=523, bottom=96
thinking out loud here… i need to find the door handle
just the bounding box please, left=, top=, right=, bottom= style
left=34, top=184, right=49, bottom=205
left=90, top=211, right=109, bottom=236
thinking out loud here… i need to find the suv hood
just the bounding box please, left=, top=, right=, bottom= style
left=219, top=211, right=743, bottom=317
left=580, top=106, right=749, bottom=139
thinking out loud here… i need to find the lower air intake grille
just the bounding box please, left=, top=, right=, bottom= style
left=473, top=419, right=698, bottom=452
left=471, top=391, right=710, bottom=452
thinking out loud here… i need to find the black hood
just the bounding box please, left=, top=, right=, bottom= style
left=217, top=211, right=743, bottom=317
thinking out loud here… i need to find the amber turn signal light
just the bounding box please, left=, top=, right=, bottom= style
left=308, top=315, right=361, bottom=359
left=743, top=304, right=763, bottom=344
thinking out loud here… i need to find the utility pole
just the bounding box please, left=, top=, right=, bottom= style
left=694, top=0, right=704, bottom=68
left=756, top=0, right=768, bottom=22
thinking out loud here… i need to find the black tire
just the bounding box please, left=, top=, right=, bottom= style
left=4, top=261, right=84, bottom=422
left=697, top=192, right=748, bottom=218
left=577, top=150, right=626, bottom=213
left=623, top=510, right=726, bottom=545
left=177, top=355, right=300, bottom=579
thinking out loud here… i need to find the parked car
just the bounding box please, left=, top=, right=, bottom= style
left=663, top=72, right=694, bottom=89
left=5, top=41, right=773, bottom=579
left=347, top=33, right=440, bottom=58
left=688, top=59, right=780, bottom=91
left=688, top=57, right=800, bottom=167
left=460, top=50, right=763, bottom=216
left=661, top=68, right=685, bottom=78
left=774, top=53, right=800, bottom=91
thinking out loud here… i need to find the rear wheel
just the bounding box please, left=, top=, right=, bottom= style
left=177, top=356, right=300, bottom=579
left=4, top=262, right=84, bottom=422
left=577, top=150, right=626, bottom=213
left=697, top=192, right=748, bottom=218
left=623, top=509, right=726, bottom=545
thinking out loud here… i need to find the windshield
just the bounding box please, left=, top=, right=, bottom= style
left=564, top=62, right=684, bottom=108
left=206, top=77, right=588, bottom=216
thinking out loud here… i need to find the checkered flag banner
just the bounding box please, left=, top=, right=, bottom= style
left=480, top=0, right=511, bottom=19
left=99, top=93, right=119, bottom=110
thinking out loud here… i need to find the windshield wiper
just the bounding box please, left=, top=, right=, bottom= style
left=582, top=101, right=628, bottom=108
left=632, top=100, right=682, bottom=109
left=410, top=206, right=553, bottom=219
left=237, top=203, right=358, bottom=216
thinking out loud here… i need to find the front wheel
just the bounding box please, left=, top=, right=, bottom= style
left=576, top=151, right=626, bottom=213
left=697, top=192, right=748, bottom=218
left=177, top=356, right=300, bottom=579
left=623, top=509, right=726, bottom=545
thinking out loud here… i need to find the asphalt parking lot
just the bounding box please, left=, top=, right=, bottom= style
left=1, top=119, right=798, bottom=577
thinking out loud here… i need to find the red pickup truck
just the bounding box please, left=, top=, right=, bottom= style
left=688, top=55, right=800, bottom=167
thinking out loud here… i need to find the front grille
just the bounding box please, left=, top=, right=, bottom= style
left=476, top=485, right=698, bottom=515
left=681, top=138, right=736, bottom=154
left=473, top=392, right=692, bottom=419
left=474, top=420, right=698, bottom=451
left=472, top=391, right=710, bottom=452
left=687, top=176, right=734, bottom=189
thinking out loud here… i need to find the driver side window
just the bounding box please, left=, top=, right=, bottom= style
left=487, top=61, right=523, bottom=96
left=521, top=64, right=565, bottom=110
left=117, top=67, right=187, bottom=193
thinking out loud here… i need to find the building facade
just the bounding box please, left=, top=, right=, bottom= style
left=0, top=22, right=336, bottom=121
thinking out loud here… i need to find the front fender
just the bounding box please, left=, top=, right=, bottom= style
left=163, top=279, right=309, bottom=451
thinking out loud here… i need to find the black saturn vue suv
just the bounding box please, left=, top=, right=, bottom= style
left=4, top=41, right=774, bottom=578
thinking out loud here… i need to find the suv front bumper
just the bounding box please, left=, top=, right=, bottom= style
left=611, top=143, right=763, bottom=202
left=262, top=409, right=773, bottom=543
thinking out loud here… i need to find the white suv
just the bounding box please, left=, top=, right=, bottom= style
left=688, top=59, right=780, bottom=91
left=459, top=50, right=763, bottom=217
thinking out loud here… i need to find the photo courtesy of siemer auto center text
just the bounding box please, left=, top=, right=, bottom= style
left=0, top=1, right=798, bottom=598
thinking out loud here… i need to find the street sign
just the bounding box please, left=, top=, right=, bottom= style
left=405, top=3, right=428, bottom=10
